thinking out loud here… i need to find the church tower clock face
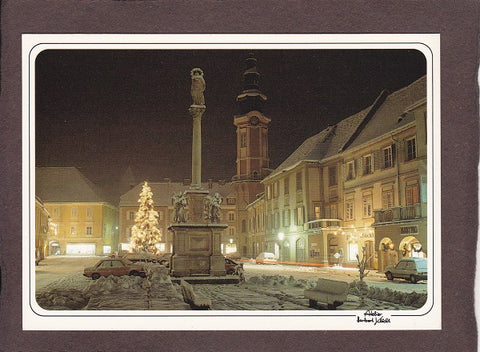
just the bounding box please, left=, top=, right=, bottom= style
left=249, top=116, right=260, bottom=126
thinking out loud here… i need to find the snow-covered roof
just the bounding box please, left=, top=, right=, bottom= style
left=36, top=167, right=108, bottom=203
left=264, top=75, right=426, bottom=181
left=345, top=76, right=426, bottom=150
left=119, top=181, right=233, bottom=207
left=264, top=107, right=370, bottom=181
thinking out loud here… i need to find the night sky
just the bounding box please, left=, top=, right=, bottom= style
left=35, top=49, right=426, bottom=197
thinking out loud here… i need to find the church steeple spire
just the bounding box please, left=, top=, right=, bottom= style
left=236, top=53, right=267, bottom=114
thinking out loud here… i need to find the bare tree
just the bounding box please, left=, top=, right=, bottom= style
left=356, top=246, right=370, bottom=281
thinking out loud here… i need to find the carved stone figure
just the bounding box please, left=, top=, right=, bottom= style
left=204, top=192, right=222, bottom=223
left=190, top=68, right=205, bottom=106
left=172, top=192, right=187, bottom=223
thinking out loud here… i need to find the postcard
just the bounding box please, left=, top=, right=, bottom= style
left=23, top=34, right=441, bottom=330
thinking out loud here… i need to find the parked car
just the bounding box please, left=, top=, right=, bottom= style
left=83, top=258, right=147, bottom=280
left=225, top=257, right=243, bottom=275
left=122, top=252, right=159, bottom=263
left=156, top=253, right=172, bottom=267
left=384, top=257, right=427, bottom=283
left=226, top=252, right=242, bottom=260
left=255, top=252, right=277, bottom=264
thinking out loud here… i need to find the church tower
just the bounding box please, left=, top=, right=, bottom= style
left=234, top=53, right=271, bottom=181
left=232, top=53, right=271, bottom=257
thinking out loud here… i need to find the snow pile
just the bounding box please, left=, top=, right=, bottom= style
left=36, top=288, right=89, bottom=310
left=246, top=275, right=316, bottom=289
left=83, top=275, right=146, bottom=297
left=146, top=265, right=183, bottom=301
left=83, top=265, right=186, bottom=310
left=349, top=280, right=427, bottom=308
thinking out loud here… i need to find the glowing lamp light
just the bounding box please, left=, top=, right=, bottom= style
left=229, top=238, right=233, bottom=244
left=278, top=232, right=285, bottom=240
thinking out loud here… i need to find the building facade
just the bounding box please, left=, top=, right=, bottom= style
left=36, top=167, right=119, bottom=256
left=246, top=193, right=266, bottom=258
left=35, top=196, right=50, bottom=263
left=251, top=76, right=427, bottom=270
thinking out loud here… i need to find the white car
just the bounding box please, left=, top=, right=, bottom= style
left=255, top=252, right=277, bottom=264
left=384, top=257, right=427, bottom=283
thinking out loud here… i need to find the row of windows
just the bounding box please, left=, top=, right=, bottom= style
left=265, top=137, right=416, bottom=199
left=266, top=172, right=303, bottom=200
left=261, top=206, right=306, bottom=231
left=344, top=183, right=419, bottom=220
left=53, top=207, right=94, bottom=219
left=345, top=138, right=417, bottom=181
left=70, top=225, right=93, bottom=236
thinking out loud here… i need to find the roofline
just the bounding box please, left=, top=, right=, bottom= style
left=262, top=160, right=321, bottom=183
left=404, top=98, right=427, bottom=113
left=246, top=193, right=265, bottom=208
left=339, top=89, right=389, bottom=152
left=322, top=121, right=416, bottom=163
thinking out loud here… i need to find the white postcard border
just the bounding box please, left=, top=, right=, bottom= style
left=22, top=34, right=441, bottom=330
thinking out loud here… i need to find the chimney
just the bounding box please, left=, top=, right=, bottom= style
left=208, top=178, right=213, bottom=189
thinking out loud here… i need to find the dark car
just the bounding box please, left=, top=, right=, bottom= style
left=226, top=252, right=242, bottom=260
left=384, top=257, right=427, bottom=283
left=225, top=257, right=243, bottom=275
left=83, top=258, right=147, bottom=280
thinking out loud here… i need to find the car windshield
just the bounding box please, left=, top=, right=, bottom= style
left=416, top=260, right=428, bottom=270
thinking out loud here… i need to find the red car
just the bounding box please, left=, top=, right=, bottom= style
left=83, top=258, right=147, bottom=280
left=225, top=257, right=243, bottom=275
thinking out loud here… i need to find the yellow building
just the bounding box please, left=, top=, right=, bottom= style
left=246, top=193, right=266, bottom=258
left=34, top=196, right=50, bottom=264
left=36, top=167, right=119, bottom=256
left=253, top=76, right=426, bottom=269
left=261, top=111, right=367, bottom=265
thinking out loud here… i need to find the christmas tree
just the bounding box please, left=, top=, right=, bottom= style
left=129, top=181, right=162, bottom=254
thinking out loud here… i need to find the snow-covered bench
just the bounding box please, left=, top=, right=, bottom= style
left=180, top=280, right=212, bottom=310
left=304, top=278, right=349, bottom=310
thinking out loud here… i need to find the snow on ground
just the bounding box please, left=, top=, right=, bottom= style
left=35, top=256, right=427, bottom=311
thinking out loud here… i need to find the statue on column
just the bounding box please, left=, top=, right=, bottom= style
left=172, top=191, right=187, bottom=223
left=190, top=68, right=205, bottom=106
left=204, top=192, right=222, bottom=223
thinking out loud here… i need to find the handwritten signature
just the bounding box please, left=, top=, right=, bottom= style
left=356, top=310, right=391, bottom=325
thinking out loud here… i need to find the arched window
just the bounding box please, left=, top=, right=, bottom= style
left=241, top=220, right=247, bottom=233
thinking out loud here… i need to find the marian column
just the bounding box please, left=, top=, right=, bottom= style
left=168, top=68, right=228, bottom=278
left=188, top=68, right=206, bottom=189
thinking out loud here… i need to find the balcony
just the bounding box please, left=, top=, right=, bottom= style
left=373, top=204, right=422, bottom=224
left=304, top=219, right=341, bottom=231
